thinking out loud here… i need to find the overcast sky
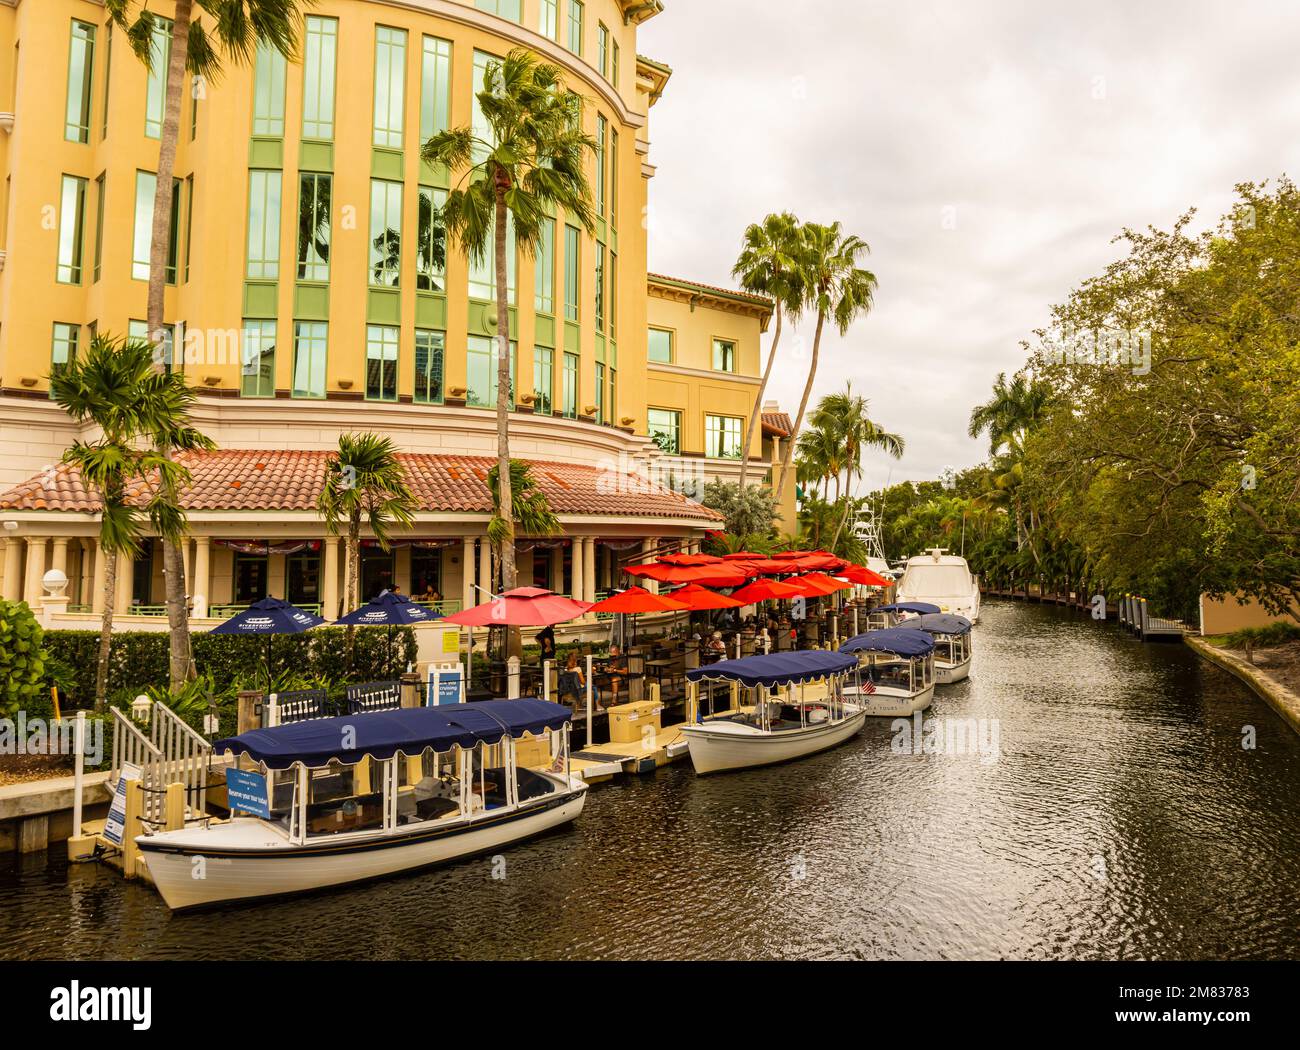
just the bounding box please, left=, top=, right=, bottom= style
left=639, top=0, right=1300, bottom=491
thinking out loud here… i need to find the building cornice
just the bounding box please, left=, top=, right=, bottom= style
left=648, top=273, right=774, bottom=329
left=647, top=361, right=762, bottom=386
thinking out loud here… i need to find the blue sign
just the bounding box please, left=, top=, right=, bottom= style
left=427, top=665, right=464, bottom=706
left=226, top=768, right=270, bottom=818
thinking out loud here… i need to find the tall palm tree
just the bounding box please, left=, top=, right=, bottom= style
left=105, top=1, right=307, bottom=689
left=318, top=435, right=417, bottom=648
left=422, top=49, right=596, bottom=596
left=49, top=335, right=211, bottom=708
left=774, top=222, right=879, bottom=508
left=487, top=461, right=561, bottom=591
left=731, top=212, right=806, bottom=490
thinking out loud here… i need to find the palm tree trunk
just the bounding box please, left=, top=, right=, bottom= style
left=774, top=310, right=825, bottom=507
left=738, top=301, right=783, bottom=491
left=149, top=1, right=195, bottom=691
left=346, top=518, right=360, bottom=659
left=831, top=473, right=855, bottom=553
left=96, top=548, right=118, bottom=712
left=493, top=178, right=517, bottom=592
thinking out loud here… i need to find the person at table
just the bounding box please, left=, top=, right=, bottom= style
left=601, top=644, right=627, bottom=707
left=705, top=631, right=727, bottom=659
left=557, top=651, right=585, bottom=704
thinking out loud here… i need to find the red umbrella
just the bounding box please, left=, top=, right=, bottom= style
left=743, top=558, right=802, bottom=575
left=441, top=586, right=592, bottom=627
left=728, top=578, right=806, bottom=604
left=588, top=587, right=689, bottom=614
left=668, top=583, right=746, bottom=610
left=785, top=572, right=853, bottom=596
left=627, top=561, right=750, bottom=585
left=837, top=564, right=892, bottom=587
left=657, top=552, right=724, bottom=566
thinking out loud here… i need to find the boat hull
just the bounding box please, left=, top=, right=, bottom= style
left=138, top=787, right=586, bottom=911
left=935, top=657, right=971, bottom=684
left=843, top=682, right=935, bottom=717
left=680, top=709, right=867, bottom=774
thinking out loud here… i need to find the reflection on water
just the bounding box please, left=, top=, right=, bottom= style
left=3, top=601, right=1300, bottom=961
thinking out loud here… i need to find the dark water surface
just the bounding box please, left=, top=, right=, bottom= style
left=3, top=601, right=1299, bottom=960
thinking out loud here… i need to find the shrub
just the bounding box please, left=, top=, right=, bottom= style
left=0, top=599, right=48, bottom=719
left=1221, top=622, right=1300, bottom=650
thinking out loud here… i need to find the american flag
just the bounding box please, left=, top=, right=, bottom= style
left=862, top=679, right=876, bottom=695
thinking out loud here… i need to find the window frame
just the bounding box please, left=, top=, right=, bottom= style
left=302, top=15, right=339, bottom=140
left=56, top=174, right=88, bottom=284
left=241, top=319, right=278, bottom=398
left=647, top=407, right=681, bottom=455
left=365, top=324, right=400, bottom=403
left=372, top=25, right=408, bottom=150
left=414, top=329, right=446, bottom=405
left=647, top=326, right=674, bottom=364
left=64, top=19, right=96, bottom=144
left=291, top=320, right=329, bottom=400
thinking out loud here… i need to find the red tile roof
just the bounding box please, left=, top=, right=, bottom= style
left=0, top=450, right=722, bottom=522
left=647, top=272, right=773, bottom=309
left=761, top=412, right=794, bottom=438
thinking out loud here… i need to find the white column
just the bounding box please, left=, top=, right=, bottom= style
left=91, top=539, right=106, bottom=614
left=583, top=538, right=597, bottom=603
left=570, top=538, right=584, bottom=602
left=51, top=537, right=69, bottom=577
left=23, top=537, right=47, bottom=608
left=78, top=538, right=94, bottom=607
left=193, top=537, right=212, bottom=618
left=1, top=537, right=23, bottom=602
left=115, top=550, right=133, bottom=613
left=478, top=537, right=493, bottom=597
left=461, top=535, right=475, bottom=610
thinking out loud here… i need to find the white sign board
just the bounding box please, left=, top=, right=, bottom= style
left=103, top=761, right=142, bottom=846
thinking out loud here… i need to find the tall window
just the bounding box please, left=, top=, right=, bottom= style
left=420, top=36, right=452, bottom=142
left=252, top=42, right=287, bottom=136
left=101, top=25, right=113, bottom=139
left=647, top=327, right=672, bottom=363
left=475, top=0, right=521, bottom=19
left=609, top=251, right=618, bottom=340
left=144, top=18, right=171, bottom=138
left=246, top=170, right=282, bottom=280
left=610, top=129, right=619, bottom=225
left=64, top=20, right=96, bottom=143
left=595, top=116, right=607, bottom=216
left=706, top=415, right=744, bottom=459
left=366, top=325, right=399, bottom=401
left=647, top=408, right=681, bottom=454
left=712, top=338, right=737, bottom=373
left=535, top=217, right=555, bottom=314
left=51, top=324, right=79, bottom=370
left=567, top=1, right=584, bottom=55
left=612, top=41, right=620, bottom=89
left=297, top=173, right=331, bottom=281
left=414, top=330, right=445, bottom=404
left=533, top=346, right=554, bottom=415
left=373, top=27, right=407, bottom=149
left=594, top=243, right=605, bottom=332
left=539, top=0, right=559, bottom=39
left=467, top=335, right=516, bottom=408
left=562, top=351, right=578, bottom=418
left=56, top=175, right=87, bottom=284
left=183, top=174, right=193, bottom=282
left=468, top=216, right=515, bottom=301
left=133, top=172, right=181, bottom=283
left=92, top=173, right=106, bottom=282
left=417, top=185, right=447, bottom=291
left=302, top=16, right=338, bottom=139
left=241, top=320, right=277, bottom=397
left=563, top=225, right=580, bottom=321
left=594, top=361, right=606, bottom=424
left=471, top=50, right=501, bottom=164
left=292, top=321, right=328, bottom=399
left=369, top=179, right=403, bottom=287
left=597, top=23, right=609, bottom=78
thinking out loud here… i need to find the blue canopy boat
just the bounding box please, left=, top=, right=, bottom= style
left=912, top=613, right=974, bottom=684
left=839, top=628, right=937, bottom=716
left=679, top=651, right=866, bottom=774
left=136, top=700, right=585, bottom=910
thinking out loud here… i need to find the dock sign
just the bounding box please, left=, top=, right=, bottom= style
left=226, top=768, right=270, bottom=818
left=103, top=762, right=141, bottom=846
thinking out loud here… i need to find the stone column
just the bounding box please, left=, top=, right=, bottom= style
left=181, top=538, right=192, bottom=598
left=461, top=535, right=475, bottom=611
left=583, top=538, right=597, bottom=603
left=115, top=550, right=134, bottom=613
left=91, top=539, right=106, bottom=614
left=51, top=537, right=69, bottom=577
left=23, top=537, right=47, bottom=609
left=79, top=538, right=94, bottom=608
left=193, top=537, right=212, bottom=618
left=1, top=537, right=22, bottom=601
left=477, top=537, right=493, bottom=597
left=641, top=538, right=658, bottom=595
left=570, top=537, right=584, bottom=602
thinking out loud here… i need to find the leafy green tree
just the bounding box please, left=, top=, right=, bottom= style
left=0, top=600, right=47, bottom=720
left=423, top=49, right=596, bottom=596
left=701, top=480, right=780, bottom=549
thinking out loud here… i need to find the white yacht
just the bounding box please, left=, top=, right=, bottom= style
left=896, top=548, right=981, bottom=622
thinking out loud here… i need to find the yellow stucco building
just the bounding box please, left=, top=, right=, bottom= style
left=0, top=0, right=795, bottom=624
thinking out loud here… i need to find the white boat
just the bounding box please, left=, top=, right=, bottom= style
left=896, top=548, right=981, bottom=622
left=681, top=651, right=866, bottom=774
left=838, top=627, right=937, bottom=716
left=913, top=612, right=974, bottom=684
left=137, top=700, right=585, bottom=910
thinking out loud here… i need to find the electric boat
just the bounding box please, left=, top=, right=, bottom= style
left=913, top=612, right=973, bottom=684
left=839, top=627, right=936, bottom=717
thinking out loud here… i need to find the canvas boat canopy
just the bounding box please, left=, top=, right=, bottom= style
left=914, top=613, right=973, bottom=636
left=214, top=700, right=573, bottom=770
left=840, top=628, right=936, bottom=657
left=876, top=602, right=942, bottom=615
left=686, top=650, right=858, bottom=689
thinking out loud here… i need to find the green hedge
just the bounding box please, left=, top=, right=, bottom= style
left=43, top=626, right=419, bottom=710
left=0, top=599, right=47, bottom=719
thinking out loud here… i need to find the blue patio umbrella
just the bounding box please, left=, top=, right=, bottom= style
left=334, top=590, right=441, bottom=677
left=210, top=597, right=329, bottom=690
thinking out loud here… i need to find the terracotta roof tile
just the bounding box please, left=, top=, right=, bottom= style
left=0, top=450, right=722, bottom=523
left=762, top=411, right=794, bottom=438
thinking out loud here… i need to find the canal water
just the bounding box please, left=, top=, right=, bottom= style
left=3, top=600, right=1299, bottom=961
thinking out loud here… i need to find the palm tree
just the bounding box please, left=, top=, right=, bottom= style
left=422, top=49, right=596, bottom=595
left=318, top=435, right=417, bottom=650
left=49, top=335, right=211, bottom=708
left=105, top=1, right=307, bottom=689
left=731, top=212, right=806, bottom=490
left=487, top=461, right=561, bottom=590
left=773, top=222, right=878, bottom=508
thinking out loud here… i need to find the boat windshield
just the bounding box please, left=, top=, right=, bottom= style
left=902, top=564, right=972, bottom=594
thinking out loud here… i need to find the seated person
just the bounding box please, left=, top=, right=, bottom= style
left=704, top=631, right=728, bottom=661
left=557, top=651, right=585, bottom=703
left=601, top=645, right=627, bottom=706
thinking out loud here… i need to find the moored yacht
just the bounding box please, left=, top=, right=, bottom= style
left=839, top=627, right=936, bottom=716
left=681, top=651, right=866, bottom=774
left=913, top=612, right=974, bottom=684
left=896, top=549, right=981, bottom=622
left=137, top=700, right=585, bottom=910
